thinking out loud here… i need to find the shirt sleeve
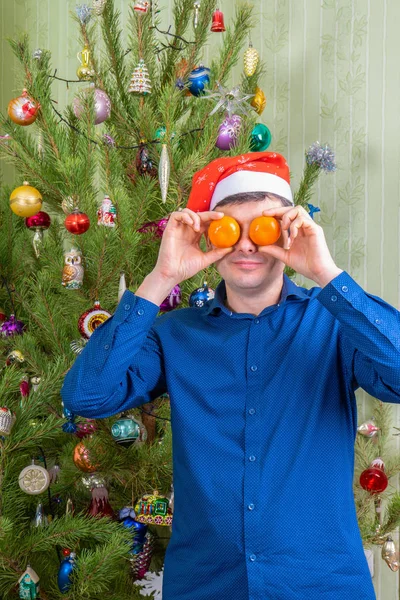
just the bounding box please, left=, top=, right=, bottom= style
left=60, top=289, right=167, bottom=418
left=316, top=270, right=400, bottom=404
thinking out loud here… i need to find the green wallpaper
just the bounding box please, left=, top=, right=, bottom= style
left=1, top=1, right=399, bottom=597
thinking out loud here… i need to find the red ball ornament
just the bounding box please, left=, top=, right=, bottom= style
left=62, top=548, right=71, bottom=557
left=360, top=458, right=388, bottom=494
left=64, top=208, right=90, bottom=235
left=25, top=211, right=51, bottom=230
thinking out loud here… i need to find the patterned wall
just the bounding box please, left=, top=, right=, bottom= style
left=1, top=1, right=399, bottom=597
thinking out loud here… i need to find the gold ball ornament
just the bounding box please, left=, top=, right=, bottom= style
left=8, top=88, right=40, bottom=126
left=10, top=182, right=42, bottom=218
left=73, top=440, right=99, bottom=473
left=244, top=43, right=259, bottom=77
left=251, top=87, right=267, bottom=115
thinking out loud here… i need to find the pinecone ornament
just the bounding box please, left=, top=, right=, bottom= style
left=92, top=0, right=106, bottom=15
left=244, top=42, right=259, bottom=77
left=130, top=530, right=156, bottom=580
left=128, top=59, right=152, bottom=95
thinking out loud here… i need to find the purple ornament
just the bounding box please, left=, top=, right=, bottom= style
left=137, top=217, right=169, bottom=240
left=216, top=114, right=242, bottom=150
left=160, top=284, right=182, bottom=312
left=76, top=419, right=97, bottom=439
left=1, top=314, right=25, bottom=337
left=73, top=87, right=111, bottom=125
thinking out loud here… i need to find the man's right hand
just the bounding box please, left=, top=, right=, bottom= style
left=153, top=208, right=234, bottom=284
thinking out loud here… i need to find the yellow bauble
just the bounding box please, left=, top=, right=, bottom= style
left=251, top=87, right=267, bottom=115
left=8, top=88, right=40, bottom=126
left=10, top=182, right=42, bottom=217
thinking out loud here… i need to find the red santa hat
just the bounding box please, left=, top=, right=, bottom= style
left=186, top=151, right=293, bottom=212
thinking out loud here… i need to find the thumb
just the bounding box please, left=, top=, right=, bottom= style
left=258, top=244, right=287, bottom=261
left=204, top=246, right=234, bottom=266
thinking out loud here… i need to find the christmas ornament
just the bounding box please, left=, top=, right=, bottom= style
left=65, top=498, right=75, bottom=515
left=76, top=4, right=92, bottom=24
left=249, top=216, right=281, bottom=246
left=10, top=182, right=42, bottom=218
left=134, top=490, right=173, bottom=526
left=30, top=376, right=41, bottom=392
left=137, top=217, right=168, bottom=240
left=250, top=123, right=272, bottom=151
left=92, top=0, right=106, bottom=15
left=103, top=132, right=116, bottom=147
left=128, top=59, right=152, bottom=94
left=118, top=272, right=127, bottom=302
left=6, top=350, right=25, bottom=365
left=97, top=195, right=116, bottom=227
left=357, top=420, right=380, bottom=438
left=130, top=531, right=156, bottom=581
left=1, top=315, right=25, bottom=337
left=78, top=301, right=111, bottom=339
left=155, top=126, right=176, bottom=142
left=135, top=143, right=158, bottom=178
left=307, top=203, right=321, bottom=220
left=32, top=502, right=48, bottom=528
left=251, top=86, right=267, bottom=115
left=134, top=0, right=150, bottom=12
left=73, top=87, right=111, bottom=125
left=360, top=458, right=388, bottom=495
left=201, top=82, right=254, bottom=117
left=20, top=375, right=30, bottom=401
left=0, top=407, right=16, bottom=436
left=19, top=566, right=40, bottom=600
left=134, top=566, right=163, bottom=598
left=65, top=208, right=90, bottom=235
left=8, top=89, right=40, bottom=126
left=57, top=551, right=76, bottom=593
left=158, top=144, right=170, bottom=203
left=62, top=405, right=77, bottom=434
left=87, top=483, right=115, bottom=518
left=61, top=196, right=74, bottom=215
left=81, top=473, right=106, bottom=490
left=160, top=284, right=182, bottom=312
left=76, top=45, right=95, bottom=81
left=119, top=507, right=148, bottom=558
left=189, top=282, right=215, bottom=308
left=208, top=215, right=240, bottom=247
left=32, top=48, right=43, bottom=60
left=19, top=460, right=50, bottom=495
left=193, top=1, right=201, bottom=28
left=244, top=42, right=259, bottom=77
left=25, top=211, right=51, bottom=258
left=306, top=141, right=336, bottom=172
left=216, top=114, right=242, bottom=150
left=76, top=419, right=97, bottom=439
left=381, top=536, right=399, bottom=572
left=111, top=414, right=148, bottom=446
left=0, top=308, right=6, bottom=324
left=48, top=464, right=60, bottom=484
left=62, top=248, right=84, bottom=290
left=211, top=8, right=225, bottom=31
left=187, top=65, right=210, bottom=96
left=73, top=440, right=99, bottom=472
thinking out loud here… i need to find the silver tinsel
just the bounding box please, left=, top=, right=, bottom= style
left=193, top=1, right=201, bottom=28
left=76, top=4, right=92, bottom=24
left=306, top=141, right=336, bottom=172
left=158, top=144, right=170, bottom=204
left=33, top=48, right=43, bottom=60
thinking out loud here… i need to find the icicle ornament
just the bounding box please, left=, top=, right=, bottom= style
left=158, top=144, right=170, bottom=204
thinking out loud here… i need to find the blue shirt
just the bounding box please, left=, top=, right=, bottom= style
left=61, top=270, right=400, bottom=600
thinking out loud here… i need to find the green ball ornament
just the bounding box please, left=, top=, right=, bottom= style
left=250, top=123, right=272, bottom=152
left=155, top=126, right=176, bottom=142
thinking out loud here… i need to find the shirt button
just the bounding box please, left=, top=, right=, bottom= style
left=248, top=408, right=256, bottom=415
left=104, top=344, right=110, bottom=350
left=248, top=503, right=255, bottom=510
left=254, top=319, right=260, bottom=324
left=341, top=286, right=348, bottom=292
left=250, top=365, right=258, bottom=372
left=375, top=318, right=382, bottom=325
left=249, top=554, right=257, bottom=561
left=124, top=304, right=131, bottom=310
left=137, top=309, right=144, bottom=315
left=249, top=455, right=256, bottom=462
left=331, top=295, right=338, bottom=302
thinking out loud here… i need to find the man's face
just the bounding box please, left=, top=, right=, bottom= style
left=205, top=198, right=286, bottom=290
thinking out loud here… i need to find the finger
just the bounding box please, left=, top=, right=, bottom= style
left=176, top=213, right=194, bottom=228
left=203, top=246, right=233, bottom=266
left=289, top=216, right=315, bottom=243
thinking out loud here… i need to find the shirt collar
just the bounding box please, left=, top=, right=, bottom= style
left=204, top=273, right=309, bottom=316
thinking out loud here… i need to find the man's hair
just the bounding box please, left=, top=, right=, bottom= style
left=213, top=191, right=293, bottom=209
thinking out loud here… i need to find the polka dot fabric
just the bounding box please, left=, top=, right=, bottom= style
left=61, top=270, right=400, bottom=600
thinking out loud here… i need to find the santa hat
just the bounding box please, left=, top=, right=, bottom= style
left=186, top=151, right=293, bottom=212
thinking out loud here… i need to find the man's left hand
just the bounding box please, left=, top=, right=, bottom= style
left=258, top=205, right=343, bottom=287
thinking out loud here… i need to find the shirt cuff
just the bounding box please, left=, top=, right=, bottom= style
left=316, top=270, right=364, bottom=317
left=113, top=289, right=161, bottom=325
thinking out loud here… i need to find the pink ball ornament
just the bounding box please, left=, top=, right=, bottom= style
left=160, top=284, right=182, bottom=312
left=25, top=211, right=51, bottom=230
left=73, top=87, right=111, bottom=125
left=216, top=114, right=242, bottom=151
left=76, top=420, right=97, bottom=439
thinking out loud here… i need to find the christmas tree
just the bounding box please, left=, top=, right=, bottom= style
left=0, top=0, right=399, bottom=598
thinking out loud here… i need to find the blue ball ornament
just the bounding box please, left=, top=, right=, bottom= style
left=187, top=65, right=210, bottom=97
left=250, top=123, right=272, bottom=152
left=57, top=552, right=76, bottom=593
left=119, top=507, right=148, bottom=555
left=189, top=282, right=215, bottom=308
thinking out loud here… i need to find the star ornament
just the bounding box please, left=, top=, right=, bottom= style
left=200, top=82, right=255, bottom=117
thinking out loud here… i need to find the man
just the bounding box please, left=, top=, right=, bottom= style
left=61, top=152, right=400, bottom=600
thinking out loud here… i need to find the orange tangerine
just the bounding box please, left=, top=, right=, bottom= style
left=208, top=215, right=241, bottom=248
left=249, top=216, right=281, bottom=246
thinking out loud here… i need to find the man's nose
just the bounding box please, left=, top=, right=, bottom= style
left=233, top=228, right=257, bottom=251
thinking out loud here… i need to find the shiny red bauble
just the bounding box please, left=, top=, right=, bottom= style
left=64, top=208, right=90, bottom=235
left=25, top=211, right=51, bottom=230
left=360, top=466, right=388, bottom=494
left=76, top=420, right=97, bottom=439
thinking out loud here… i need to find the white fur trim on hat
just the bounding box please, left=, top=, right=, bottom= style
left=210, top=171, right=293, bottom=210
